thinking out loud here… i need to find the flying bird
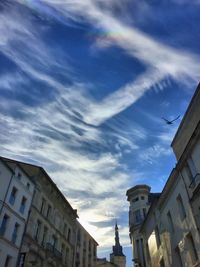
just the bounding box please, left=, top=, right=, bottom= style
left=162, top=115, right=180, bottom=125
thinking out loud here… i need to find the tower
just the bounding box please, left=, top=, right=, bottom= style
left=110, top=223, right=126, bottom=267
left=126, top=185, right=151, bottom=267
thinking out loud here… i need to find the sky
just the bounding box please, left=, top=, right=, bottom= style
left=0, top=0, right=200, bottom=266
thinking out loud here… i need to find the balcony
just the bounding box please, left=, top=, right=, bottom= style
left=46, top=243, right=62, bottom=260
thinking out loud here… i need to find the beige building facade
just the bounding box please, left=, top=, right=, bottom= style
left=127, top=82, right=200, bottom=267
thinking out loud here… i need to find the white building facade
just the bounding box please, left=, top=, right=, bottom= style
left=0, top=158, right=35, bottom=267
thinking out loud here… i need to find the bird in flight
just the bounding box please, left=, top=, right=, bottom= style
left=162, top=115, right=180, bottom=125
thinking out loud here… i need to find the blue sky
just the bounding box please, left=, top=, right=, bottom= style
left=0, top=0, right=200, bottom=266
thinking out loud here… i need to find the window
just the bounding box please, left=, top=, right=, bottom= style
left=26, top=183, right=30, bottom=189
left=61, top=243, right=65, bottom=260
left=0, top=214, right=9, bottom=236
left=41, top=226, right=48, bottom=247
left=177, top=195, right=186, bottom=220
left=134, top=209, right=142, bottom=224
left=40, top=198, right=46, bottom=214
left=141, top=196, right=145, bottom=200
left=46, top=204, right=52, bottom=219
left=188, top=158, right=197, bottom=177
left=20, top=197, right=27, bottom=214
left=12, top=223, right=20, bottom=244
left=167, top=211, right=174, bottom=233
left=93, top=244, right=96, bottom=257
left=52, top=235, right=57, bottom=249
left=17, top=173, right=22, bottom=179
left=9, top=187, right=17, bottom=205
left=143, top=208, right=146, bottom=218
left=186, top=233, right=198, bottom=265
left=4, top=255, right=12, bottom=267
left=67, top=228, right=71, bottom=242
left=160, top=258, right=165, bottom=267
left=34, top=220, right=41, bottom=241
left=155, top=226, right=161, bottom=248
left=175, top=246, right=183, bottom=267
left=185, top=163, right=193, bottom=182
left=77, top=229, right=81, bottom=244
left=65, top=248, right=69, bottom=264
left=132, top=197, right=139, bottom=203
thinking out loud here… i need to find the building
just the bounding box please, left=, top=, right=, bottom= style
left=126, top=185, right=160, bottom=267
left=97, top=223, right=126, bottom=267
left=96, top=258, right=117, bottom=267
left=110, top=223, right=126, bottom=267
left=75, top=220, right=98, bottom=267
left=0, top=158, right=35, bottom=267
left=0, top=156, right=98, bottom=267
left=127, top=83, right=200, bottom=267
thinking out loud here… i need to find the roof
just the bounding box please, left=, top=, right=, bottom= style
left=171, top=82, right=200, bottom=160
left=0, top=157, right=15, bottom=174
left=126, top=184, right=151, bottom=201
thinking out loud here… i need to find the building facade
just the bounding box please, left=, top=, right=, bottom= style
left=126, top=185, right=160, bottom=267
left=0, top=157, right=98, bottom=267
left=127, top=83, right=200, bottom=267
left=0, top=158, right=35, bottom=267
left=75, top=221, right=98, bottom=267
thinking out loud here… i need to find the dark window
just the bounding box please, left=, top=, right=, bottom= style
left=17, top=173, right=22, bottom=179
left=46, top=204, right=51, bottom=219
left=26, top=183, right=30, bottom=189
left=20, top=196, right=27, bottom=214
left=187, top=234, right=198, bottom=265
left=34, top=220, right=41, bottom=241
left=132, top=197, right=139, bottom=203
left=67, top=228, right=71, bottom=242
left=160, top=258, right=165, bottom=267
left=141, top=196, right=145, bottom=200
left=77, top=229, right=81, bottom=244
left=167, top=211, right=174, bottom=233
left=155, top=226, right=161, bottom=248
left=12, top=223, right=19, bottom=244
left=4, top=255, right=12, bottom=267
left=177, top=195, right=186, bottom=220
left=175, top=246, right=183, bottom=267
left=40, top=198, right=46, bottom=214
left=9, top=187, right=17, bottom=205
left=52, top=235, right=57, bottom=249
left=185, top=163, right=193, bottom=182
left=41, top=226, right=48, bottom=247
left=0, top=214, right=9, bottom=236
left=143, top=208, right=146, bottom=218
left=134, top=209, right=142, bottom=224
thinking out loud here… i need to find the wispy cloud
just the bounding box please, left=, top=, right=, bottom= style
left=20, top=0, right=200, bottom=126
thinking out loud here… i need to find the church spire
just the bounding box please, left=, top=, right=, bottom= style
left=112, top=222, right=124, bottom=256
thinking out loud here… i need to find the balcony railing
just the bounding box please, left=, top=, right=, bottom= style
left=46, top=243, right=62, bottom=260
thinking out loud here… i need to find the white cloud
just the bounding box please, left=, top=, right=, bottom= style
left=20, top=0, right=200, bottom=126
